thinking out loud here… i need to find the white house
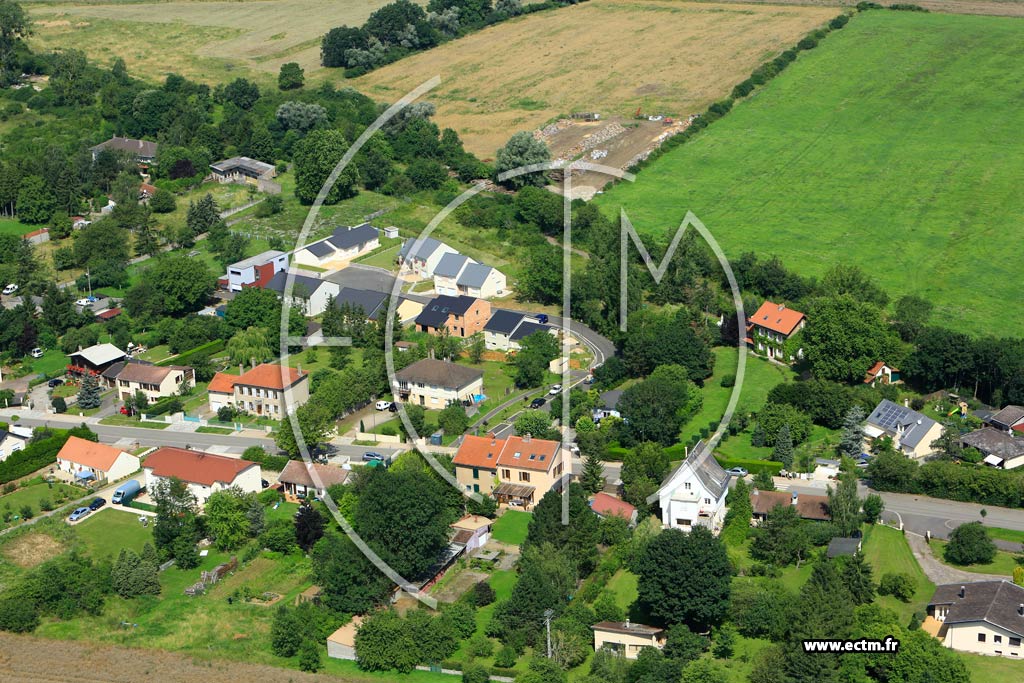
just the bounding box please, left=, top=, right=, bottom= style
left=654, top=442, right=730, bottom=534
left=432, top=253, right=474, bottom=296
left=294, top=223, right=380, bottom=268
left=143, top=447, right=261, bottom=506
left=926, top=581, right=1024, bottom=658
left=393, top=358, right=483, bottom=408
left=457, top=263, right=506, bottom=299
left=864, top=399, right=943, bottom=459
left=56, top=436, right=140, bottom=483
left=483, top=309, right=553, bottom=351
left=224, top=250, right=289, bottom=292
left=451, top=515, right=493, bottom=554
left=398, top=236, right=458, bottom=279
left=0, top=426, right=31, bottom=462
left=277, top=460, right=348, bottom=498
left=264, top=271, right=341, bottom=317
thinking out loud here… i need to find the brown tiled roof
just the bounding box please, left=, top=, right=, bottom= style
left=497, top=435, right=560, bottom=472
left=591, top=492, right=636, bottom=519
left=750, top=490, right=831, bottom=521
left=208, top=372, right=238, bottom=394
left=235, top=363, right=307, bottom=390
left=57, top=436, right=128, bottom=472
left=452, top=529, right=474, bottom=545
left=797, top=495, right=831, bottom=521
left=117, top=363, right=190, bottom=384
left=749, top=300, right=805, bottom=336
left=592, top=621, right=664, bottom=637
left=277, top=460, right=348, bottom=489
left=143, top=447, right=257, bottom=487
left=452, top=434, right=502, bottom=469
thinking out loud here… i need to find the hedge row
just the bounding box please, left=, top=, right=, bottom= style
left=156, top=339, right=225, bottom=367
left=0, top=426, right=97, bottom=484
left=714, top=456, right=783, bottom=476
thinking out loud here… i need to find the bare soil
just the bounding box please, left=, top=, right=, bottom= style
left=1, top=532, right=64, bottom=569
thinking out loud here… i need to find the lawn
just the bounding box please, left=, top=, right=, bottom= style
left=0, top=481, right=82, bottom=522
left=356, top=242, right=403, bottom=270
left=961, top=651, right=1024, bottom=683
left=98, top=415, right=170, bottom=429
left=74, top=507, right=154, bottom=560
left=983, top=527, right=1024, bottom=546
left=30, top=349, right=69, bottom=377
left=0, top=217, right=30, bottom=237
left=597, top=10, right=1024, bottom=336
left=491, top=510, right=532, bottom=546
left=928, top=538, right=1020, bottom=577
left=605, top=569, right=638, bottom=611
left=863, top=524, right=935, bottom=622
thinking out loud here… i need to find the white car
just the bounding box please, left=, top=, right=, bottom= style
left=375, top=400, right=392, bottom=411
left=2, top=284, right=17, bottom=295
left=548, top=384, right=562, bottom=395
left=75, top=298, right=94, bottom=307
left=29, top=347, right=44, bottom=358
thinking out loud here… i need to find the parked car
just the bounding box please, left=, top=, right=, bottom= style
left=375, top=400, right=392, bottom=411
left=508, top=500, right=525, bottom=508
left=2, top=283, right=17, bottom=295
left=47, top=378, right=64, bottom=388
left=725, top=467, right=749, bottom=477
left=29, top=347, right=44, bottom=358
left=362, top=452, right=386, bottom=462
left=261, top=479, right=270, bottom=489
left=88, top=497, right=106, bottom=511
left=388, top=402, right=398, bottom=413
left=68, top=507, right=91, bottom=522
left=536, top=313, right=549, bottom=324
left=111, top=479, right=142, bottom=505
left=548, top=384, right=562, bottom=395
left=530, top=397, right=546, bottom=409
left=75, top=298, right=94, bottom=307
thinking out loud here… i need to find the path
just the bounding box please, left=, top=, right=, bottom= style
left=905, top=531, right=1008, bottom=585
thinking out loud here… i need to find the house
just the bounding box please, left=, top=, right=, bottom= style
left=0, top=426, right=31, bottom=462
left=864, top=399, right=943, bottom=459
left=223, top=250, right=289, bottom=292
left=415, top=295, right=491, bottom=338
left=143, top=447, right=261, bottom=506
left=90, top=136, right=158, bottom=165
left=264, top=271, right=341, bottom=317
left=210, top=156, right=276, bottom=184
left=101, top=358, right=154, bottom=388
left=961, top=428, right=1024, bottom=470
left=826, top=537, right=863, bottom=558
left=113, top=363, right=195, bottom=402
left=592, top=621, right=665, bottom=659
left=432, top=253, right=474, bottom=296
left=452, top=433, right=566, bottom=508
left=864, top=361, right=900, bottom=386
left=56, top=436, right=139, bottom=483
left=68, top=343, right=128, bottom=379
left=457, top=263, right=506, bottom=299
left=925, top=581, right=1024, bottom=658
left=750, top=490, right=831, bottom=522
left=139, top=183, right=157, bottom=200
left=332, top=287, right=388, bottom=321
left=23, top=227, right=49, bottom=245
left=278, top=460, right=348, bottom=498
left=592, top=390, right=623, bottom=422
left=483, top=309, right=553, bottom=351
left=655, top=443, right=731, bottom=533
left=207, top=363, right=309, bottom=417
left=96, top=308, right=122, bottom=321
left=590, top=492, right=637, bottom=525
left=450, top=514, right=492, bottom=553
left=293, top=224, right=380, bottom=268
left=398, top=237, right=458, bottom=278
left=988, top=405, right=1024, bottom=434
left=393, top=358, right=483, bottom=408
left=747, top=300, right=806, bottom=361
left=511, top=320, right=554, bottom=350
left=327, top=616, right=364, bottom=660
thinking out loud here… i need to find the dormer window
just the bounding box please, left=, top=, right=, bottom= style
left=513, top=452, right=521, bottom=458
left=684, top=483, right=691, bottom=490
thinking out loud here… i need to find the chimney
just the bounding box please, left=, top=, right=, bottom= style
left=524, top=433, right=531, bottom=443
left=239, top=364, right=244, bottom=375
left=959, top=586, right=966, bottom=598
left=625, top=618, right=630, bottom=629
left=297, top=363, right=302, bottom=375
left=791, top=492, right=798, bottom=506
left=778, top=304, right=784, bottom=311
left=904, top=398, right=910, bottom=407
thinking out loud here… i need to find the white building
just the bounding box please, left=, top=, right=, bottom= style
left=264, top=271, right=341, bottom=317
left=56, top=435, right=140, bottom=483
left=864, top=399, right=943, bottom=459
left=926, top=581, right=1024, bottom=658
left=654, top=442, right=730, bottom=534
left=432, top=253, right=474, bottom=296
left=398, top=236, right=458, bottom=279
left=143, top=447, right=261, bottom=506
left=483, top=309, right=553, bottom=351
left=0, top=426, right=31, bottom=462
left=225, top=250, right=289, bottom=292
left=393, top=358, right=483, bottom=408
left=293, top=223, right=380, bottom=269
left=457, top=262, right=506, bottom=299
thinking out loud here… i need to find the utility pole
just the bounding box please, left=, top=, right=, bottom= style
left=544, top=608, right=555, bottom=659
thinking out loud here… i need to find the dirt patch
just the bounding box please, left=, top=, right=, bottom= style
left=432, top=568, right=489, bottom=603
left=1, top=532, right=64, bottom=569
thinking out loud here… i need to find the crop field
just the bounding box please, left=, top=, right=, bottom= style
left=597, top=11, right=1024, bottom=336
left=26, top=0, right=411, bottom=85
left=356, top=0, right=837, bottom=156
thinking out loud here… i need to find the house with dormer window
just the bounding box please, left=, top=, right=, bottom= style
left=453, top=433, right=566, bottom=509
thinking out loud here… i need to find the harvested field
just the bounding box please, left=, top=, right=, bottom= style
left=27, top=0, right=414, bottom=84
left=356, top=0, right=838, bottom=156
left=686, top=0, right=1024, bottom=18
left=0, top=532, right=63, bottom=569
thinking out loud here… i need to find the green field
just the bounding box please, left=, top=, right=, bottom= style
left=863, top=524, right=935, bottom=622
left=929, top=538, right=1020, bottom=577
left=0, top=218, right=29, bottom=237
left=597, top=11, right=1024, bottom=336
left=491, top=510, right=531, bottom=546
left=75, top=508, right=154, bottom=560
left=0, top=481, right=81, bottom=524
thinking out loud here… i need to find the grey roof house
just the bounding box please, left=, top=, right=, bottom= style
left=655, top=441, right=731, bottom=534
left=90, top=136, right=158, bottom=163
left=961, top=428, right=1024, bottom=469
left=295, top=224, right=380, bottom=266
left=927, top=581, right=1024, bottom=657
left=988, top=405, right=1024, bottom=433
left=393, top=358, right=484, bottom=407
left=864, top=399, right=943, bottom=459
left=210, top=156, right=276, bottom=183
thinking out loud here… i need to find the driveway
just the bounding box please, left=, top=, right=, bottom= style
left=905, top=531, right=1007, bottom=584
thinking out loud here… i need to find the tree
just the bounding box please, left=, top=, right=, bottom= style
left=841, top=551, right=875, bottom=605
left=513, top=410, right=558, bottom=441
left=827, top=467, right=862, bottom=537
left=862, top=493, right=884, bottom=524
left=0, top=0, right=32, bottom=87
left=878, top=572, right=915, bottom=602
left=298, top=638, right=322, bottom=672
left=111, top=547, right=160, bottom=598
left=755, top=403, right=812, bottom=447
left=772, top=424, right=793, bottom=467
left=278, top=62, right=304, bottom=90
left=467, top=332, right=485, bottom=364
left=142, top=254, right=216, bottom=316
left=321, top=25, right=370, bottom=67
left=276, top=101, right=328, bottom=132
left=636, top=526, right=731, bottom=630
left=838, top=405, right=866, bottom=459
left=271, top=606, right=305, bottom=657
left=355, top=609, right=419, bottom=673
left=51, top=396, right=67, bottom=413
left=803, top=294, right=900, bottom=383
left=663, top=623, right=709, bottom=664
left=752, top=470, right=775, bottom=491
left=16, top=175, right=55, bottom=224
left=750, top=503, right=809, bottom=567
left=76, top=372, right=102, bottom=409
left=312, top=533, right=392, bottom=614
left=495, top=131, right=550, bottom=189
left=222, top=77, right=260, bottom=109
left=580, top=452, right=604, bottom=494
left=152, top=477, right=200, bottom=562
left=438, top=401, right=469, bottom=436
left=205, top=488, right=254, bottom=550
left=294, top=501, right=325, bottom=552
left=945, top=522, right=996, bottom=565
left=680, top=659, right=728, bottom=683
left=893, top=294, right=933, bottom=342
left=865, top=443, right=918, bottom=491
left=617, top=365, right=702, bottom=446
left=227, top=326, right=273, bottom=365
left=523, top=484, right=600, bottom=573
left=149, top=188, right=176, bottom=213
left=293, top=129, right=359, bottom=204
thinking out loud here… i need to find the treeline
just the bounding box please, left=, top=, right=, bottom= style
left=0, top=424, right=97, bottom=484
left=321, top=0, right=585, bottom=77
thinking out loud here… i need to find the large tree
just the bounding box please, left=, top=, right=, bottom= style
left=494, top=131, right=550, bottom=189
left=803, top=294, right=901, bottom=383
left=0, top=0, right=31, bottom=87
left=140, top=253, right=215, bottom=316
left=311, top=533, right=392, bottom=614
left=636, top=526, right=731, bottom=631
left=617, top=364, right=701, bottom=446
left=944, top=522, right=996, bottom=565
left=205, top=487, right=256, bottom=550
left=293, top=129, right=359, bottom=204
left=523, top=484, right=599, bottom=574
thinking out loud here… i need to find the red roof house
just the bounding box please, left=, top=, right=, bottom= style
left=747, top=301, right=806, bottom=362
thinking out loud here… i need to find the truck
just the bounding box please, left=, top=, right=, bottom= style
left=111, top=479, right=142, bottom=505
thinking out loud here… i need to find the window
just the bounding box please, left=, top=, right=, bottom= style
left=1011, top=638, right=1021, bottom=647
left=704, top=498, right=711, bottom=505
left=978, top=634, right=987, bottom=643
left=684, top=483, right=691, bottom=490
left=473, top=484, right=480, bottom=493
left=676, top=519, right=692, bottom=527
left=502, top=469, right=511, bottom=479
left=473, top=467, right=480, bottom=480
left=519, top=472, right=531, bottom=482
left=995, top=635, right=1003, bottom=644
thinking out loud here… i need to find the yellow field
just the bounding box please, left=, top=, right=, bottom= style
left=27, top=0, right=413, bottom=85
left=355, top=0, right=837, bottom=155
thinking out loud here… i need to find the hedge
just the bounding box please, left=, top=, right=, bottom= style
left=0, top=426, right=97, bottom=484
left=156, top=339, right=225, bottom=367
left=714, top=456, right=783, bottom=476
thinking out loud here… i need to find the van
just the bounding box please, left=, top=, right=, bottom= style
left=111, top=480, right=142, bottom=505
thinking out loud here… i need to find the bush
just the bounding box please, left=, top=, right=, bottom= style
left=467, top=634, right=494, bottom=658
left=217, top=405, right=235, bottom=422
left=149, top=189, right=177, bottom=213
left=945, top=522, right=996, bottom=565
left=38, top=498, right=53, bottom=512
left=720, top=374, right=736, bottom=388
left=19, top=505, right=33, bottom=520
left=51, top=397, right=67, bottom=413
left=462, top=664, right=489, bottom=683
left=473, top=580, right=496, bottom=607
left=493, top=644, right=517, bottom=668
left=878, top=572, right=915, bottom=602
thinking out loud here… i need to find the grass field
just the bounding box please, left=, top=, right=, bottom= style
left=597, top=10, right=1024, bottom=336
left=28, top=0, right=408, bottom=86
left=356, top=0, right=836, bottom=155
left=491, top=510, right=531, bottom=545
left=929, top=538, right=1021, bottom=577
left=961, top=651, right=1024, bottom=683
left=0, top=217, right=29, bottom=237
left=0, top=481, right=80, bottom=522
left=75, top=507, right=154, bottom=560
left=863, top=524, right=935, bottom=622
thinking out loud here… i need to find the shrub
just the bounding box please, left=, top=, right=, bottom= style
left=473, top=580, right=496, bottom=607
left=878, top=572, right=915, bottom=602
left=467, top=634, right=494, bottom=658
left=38, top=499, right=53, bottom=512
left=19, top=505, right=33, bottom=519
left=493, top=644, right=517, bottom=668
left=828, top=13, right=849, bottom=29
left=51, top=396, right=67, bottom=413
left=945, top=522, right=996, bottom=565
left=720, top=373, right=735, bottom=388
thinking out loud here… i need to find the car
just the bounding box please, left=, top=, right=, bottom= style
left=88, top=497, right=106, bottom=511
left=68, top=507, right=91, bottom=522
left=584, top=375, right=594, bottom=385
left=2, top=283, right=17, bottom=295
left=508, top=500, right=525, bottom=508
left=362, top=452, right=386, bottom=462
left=29, top=347, right=44, bottom=358
left=388, top=402, right=398, bottom=413
left=548, top=384, right=562, bottom=395
left=47, top=377, right=64, bottom=388
left=261, top=479, right=270, bottom=489
left=530, top=397, right=546, bottom=409
left=726, top=467, right=749, bottom=477
left=75, top=298, right=93, bottom=307
left=535, top=313, right=549, bottom=324
left=375, top=400, right=392, bottom=411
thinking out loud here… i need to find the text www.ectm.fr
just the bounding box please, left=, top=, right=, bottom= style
left=802, top=638, right=900, bottom=654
